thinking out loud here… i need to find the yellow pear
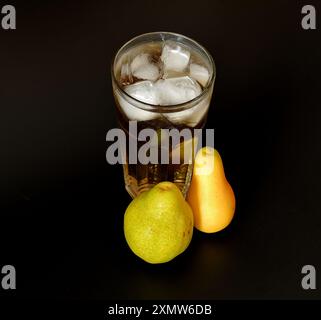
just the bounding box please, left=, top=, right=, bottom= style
left=187, top=147, right=235, bottom=233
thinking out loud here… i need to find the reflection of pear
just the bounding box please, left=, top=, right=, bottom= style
left=187, top=147, right=235, bottom=233
left=124, top=182, right=194, bottom=264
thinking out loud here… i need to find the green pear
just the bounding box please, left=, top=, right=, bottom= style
left=124, top=181, right=194, bottom=264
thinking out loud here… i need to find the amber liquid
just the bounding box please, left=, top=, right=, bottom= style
left=115, top=105, right=206, bottom=198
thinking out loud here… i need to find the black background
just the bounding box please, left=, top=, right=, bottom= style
left=1, top=0, right=321, bottom=300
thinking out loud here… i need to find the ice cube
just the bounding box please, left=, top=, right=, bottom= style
left=165, top=94, right=211, bottom=127
left=156, top=76, right=202, bottom=106
left=134, top=64, right=159, bottom=81
left=189, top=63, right=209, bottom=87
left=130, top=53, right=159, bottom=81
left=115, top=81, right=159, bottom=121
left=131, top=53, right=149, bottom=71
left=161, top=41, right=190, bottom=74
left=117, top=94, right=157, bottom=121
left=156, top=76, right=210, bottom=127
left=124, top=80, right=159, bottom=105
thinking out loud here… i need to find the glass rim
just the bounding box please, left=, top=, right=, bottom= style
left=111, top=31, right=216, bottom=113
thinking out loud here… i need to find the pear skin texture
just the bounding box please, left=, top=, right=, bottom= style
left=124, top=182, right=194, bottom=264
left=187, top=147, right=235, bottom=233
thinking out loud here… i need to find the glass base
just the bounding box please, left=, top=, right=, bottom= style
left=123, top=163, right=193, bottom=199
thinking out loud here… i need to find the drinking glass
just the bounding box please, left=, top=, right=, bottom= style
left=111, top=32, right=215, bottom=198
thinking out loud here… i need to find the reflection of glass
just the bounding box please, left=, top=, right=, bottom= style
left=111, top=32, right=216, bottom=198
